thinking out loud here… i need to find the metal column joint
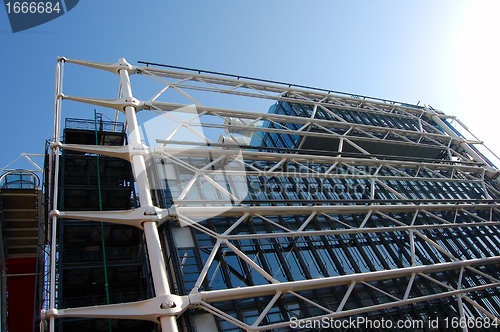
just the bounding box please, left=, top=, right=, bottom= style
left=49, top=206, right=172, bottom=228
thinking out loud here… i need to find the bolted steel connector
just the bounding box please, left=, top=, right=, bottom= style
left=160, top=300, right=176, bottom=309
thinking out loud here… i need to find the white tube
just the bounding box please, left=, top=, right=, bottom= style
left=119, top=64, right=179, bottom=332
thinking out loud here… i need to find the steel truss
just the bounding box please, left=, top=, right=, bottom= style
left=42, top=58, right=500, bottom=332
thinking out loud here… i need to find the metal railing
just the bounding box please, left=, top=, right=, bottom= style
left=0, top=170, right=40, bottom=189
left=65, top=117, right=124, bottom=133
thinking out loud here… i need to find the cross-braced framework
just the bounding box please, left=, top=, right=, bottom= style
left=41, top=58, right=500, bottom=332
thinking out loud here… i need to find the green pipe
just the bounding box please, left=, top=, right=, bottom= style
left=94, top=110, right=112, bottom=332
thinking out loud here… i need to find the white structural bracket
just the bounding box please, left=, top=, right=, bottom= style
left=59, top=57, right=138, bottom=76
left=54, top=142, right=150, bottom=161
left=58, top=94, right=144, bottom=113
left=50, top=206, right=174, bottom=228
left=42, top=294, right=189, bottom=322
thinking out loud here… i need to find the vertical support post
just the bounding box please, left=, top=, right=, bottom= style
left=119, top=63, right=179, bottom=332
left=456, top=267, right=468, bottom=332
left=1, top=245, right=6, bottom=332
left=370, top=179, right=375, bottom=200
left=409, top=229, right=416, bottom=267
left=49, top=59, right=64, bottom=332
left=338, top=138, right=344, bottom=156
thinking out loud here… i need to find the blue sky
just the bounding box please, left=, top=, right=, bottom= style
left=1, top=0, right=499, bottom=172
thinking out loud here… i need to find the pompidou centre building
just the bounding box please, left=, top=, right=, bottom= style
left=38, top=58, right=500, bottom=331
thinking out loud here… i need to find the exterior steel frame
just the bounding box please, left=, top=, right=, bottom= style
left=42, top=58, right=500, bottom=332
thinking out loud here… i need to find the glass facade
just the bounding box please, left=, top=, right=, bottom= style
left=155, top=99, right=500, bottom=331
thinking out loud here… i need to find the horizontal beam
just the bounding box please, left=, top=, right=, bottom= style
left=191, top=256, right=500, bottom=303
left=138, top=62, right=416, bottom=108
left=147, top=101, right=449, bottom=142
left=176, top=203, right=498, bottom=218
left=5, top=253, right=38, bottom=259
left=3, top=228, right=39, bottom=232
left=60, top=142, right=484, bottom=174
left=155, top=146, right=481, bottom=173
left=253, top=282, right=500, bottom=331
left=138, top=65, right=427, bottom=117
left=219, top=222, right=500, bottom=241
left=6, top=245, right=37, bottom=249
left=0, top=192, right=40, bottom=197
left=163, top=168, right=480, bottom=184
left=60, top=94, right=454, bottom=150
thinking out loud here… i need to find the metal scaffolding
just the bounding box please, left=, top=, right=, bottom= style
left=41, top=58, right=500, bottom=332
left=1, top=154, right=43, bottom=332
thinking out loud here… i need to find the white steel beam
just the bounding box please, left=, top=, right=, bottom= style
left=147, top=101, right=452, bottom=145
left=137, top=66, right=427, bottom=118
left=175, top=203, right=498, bottom=218
left=59, top=142, right=486, bottom=175
left=250, top=282, right=500, bottom=331
left=191, top=257, right=500, bottom=303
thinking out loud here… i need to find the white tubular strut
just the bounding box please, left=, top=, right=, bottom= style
left=119, top=60, right=180, bottom=332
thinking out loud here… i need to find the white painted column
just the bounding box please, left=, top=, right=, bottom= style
left=49, top=59, right=64, bottom=332
left=119, top=62, right=179, bottom=332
